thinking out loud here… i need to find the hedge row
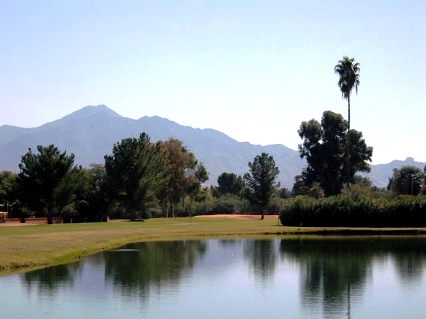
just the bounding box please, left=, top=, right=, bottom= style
left=280, top=195, right=426, bottom=227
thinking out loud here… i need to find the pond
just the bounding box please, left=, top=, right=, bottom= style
left=1, top=237, right=426, bottom=319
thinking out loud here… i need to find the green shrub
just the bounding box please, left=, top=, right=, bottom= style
left=280, top=195, right=426, bottom=227
left=208, top=194, right=245, bottom=215
left=193, top=201, right=213, bottom=216
left=267, top=197, right=282, bottom=215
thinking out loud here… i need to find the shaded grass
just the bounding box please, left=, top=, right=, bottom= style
left=2, top=215, right=426, bottom=275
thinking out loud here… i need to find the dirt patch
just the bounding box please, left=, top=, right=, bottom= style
left=195, top=214, right=279, bottom=221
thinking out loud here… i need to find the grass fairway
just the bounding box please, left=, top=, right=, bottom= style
left=1, top=214, right=426, bottom=275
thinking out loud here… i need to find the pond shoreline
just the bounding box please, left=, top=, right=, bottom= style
left=2, top=214, right=426, bottom=275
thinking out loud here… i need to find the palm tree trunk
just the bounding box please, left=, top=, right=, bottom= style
left=346, top=96, right=351, bottom=188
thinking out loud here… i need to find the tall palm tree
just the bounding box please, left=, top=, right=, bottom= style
left=334, top=56, right=360, bottom=133
left=334, top=56, right=360, bottom=187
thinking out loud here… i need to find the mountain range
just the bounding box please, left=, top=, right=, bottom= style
left=0, top=105, right=424, bottom=188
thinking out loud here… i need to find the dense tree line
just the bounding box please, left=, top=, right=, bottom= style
left=0, top=125, right=424, bottom=225
left=1, top=55, right=426, bottom=226
left=0, top=132, right=284, bottom=222
left=0, top=134, right=212, bottom=222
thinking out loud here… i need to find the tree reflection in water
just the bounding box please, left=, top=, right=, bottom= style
left=243, top=239, right=277, bottom=285
left=104, top=240, right=207, bottom=303
left=22, top=262, right=82, bottom=296
left=279, top=237, right=426, bottom=319
left=20, top=240, right=207, bottom=304
left=18, top=236, right=426, bottom=318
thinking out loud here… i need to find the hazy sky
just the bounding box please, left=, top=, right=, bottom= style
left=1, top=1, right=425, bottom=164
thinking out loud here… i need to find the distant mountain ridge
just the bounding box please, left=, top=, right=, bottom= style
left=0, top=105, right=423, bottom=188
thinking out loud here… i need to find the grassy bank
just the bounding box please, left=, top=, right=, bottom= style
left=2, top=215, right=426, bottom=275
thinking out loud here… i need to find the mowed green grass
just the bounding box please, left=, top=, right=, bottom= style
left=1, top=215, right=426, bottom=275
left=0, top=215, right=284, bottom=274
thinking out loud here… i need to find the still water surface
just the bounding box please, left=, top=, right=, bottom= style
left=1, top=237, right=426, bottom=319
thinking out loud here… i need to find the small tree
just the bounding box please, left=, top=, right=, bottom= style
left=75, top=164, right=109, bottom=222
left=185, top=163, right=209, bottom=219
left=104, top=133, right=168, bottom=220
left=0, top=171, right=16, bottom=209
left=17, top=145, right=83, bottom=224
left=156, top=138, right=203, bottom=218
left=217, top=172, right=244, bottom=196
left=243, top=153, right=280, bottom=220
left=422, top=165, right=426, bottom=195
left=388, top=166, right=424, bottom=196
left=298, top=111, right=373, bottom=197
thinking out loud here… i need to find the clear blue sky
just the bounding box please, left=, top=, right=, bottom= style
left=1, top=0, right=425, bottom=164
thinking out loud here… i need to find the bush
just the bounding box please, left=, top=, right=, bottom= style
left=193, top=200, right=213, bottom=216
left=280, top=195, right=426, bottom=227
left=210, top=195, right=242, bottom=214
left=267, top=197, right=282, bottom=215
left=210, top=201, right=236, bottom=214
left=148, top=207, right=163, bottom=218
